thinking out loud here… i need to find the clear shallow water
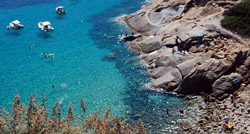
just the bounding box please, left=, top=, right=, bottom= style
left=0, top=0, right=191, bottom=133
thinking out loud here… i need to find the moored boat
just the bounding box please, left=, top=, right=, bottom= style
left=38, top=21, right=54, bottom=32
left=7, top=20, right=24, bottom=29
left=56, top=6, right=66, bottom=14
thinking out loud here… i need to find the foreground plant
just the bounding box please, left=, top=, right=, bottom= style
left=0, top=93, right=147, bottom=134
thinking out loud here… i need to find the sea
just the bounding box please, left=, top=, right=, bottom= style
left=0, top=0, right=191, bottom=133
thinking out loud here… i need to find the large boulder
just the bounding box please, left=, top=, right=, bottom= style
left=175, top=58, right=233, bottom=94
left=180, top=121, right=192, bottom=131
left=235, top=48, right=250, bottom=64
left=162, top=36, right=177, bottom=46
left=123, top=10, right=155, bottom=33
left=151, top=68, right=182, bottom=91
left=155, top=54, right=187, bottom=67
left=139, top=36, right=163, bottom=53
left=211, top=73, right=242, bottom=99
left=176, top=57, right=201, bottom=77
left=150, top=66, right=171, bottom=79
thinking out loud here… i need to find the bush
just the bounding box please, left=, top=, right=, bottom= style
left=0, top=93, right=147, bottom=134
left=221, top=0, right=250, bottom=37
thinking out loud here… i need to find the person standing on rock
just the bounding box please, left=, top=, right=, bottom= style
left=172, top=48, right=176, bottom=54
left=183, top=44, right=187, bottom=56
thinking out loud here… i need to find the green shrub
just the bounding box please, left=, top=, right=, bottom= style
left=221, top=0, right=250, bottom=37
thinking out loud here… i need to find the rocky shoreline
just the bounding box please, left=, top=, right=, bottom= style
left=121, top=0, right=249, bottom=133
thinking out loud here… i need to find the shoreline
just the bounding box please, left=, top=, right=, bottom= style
left=122, top=0, right=250, bottom=133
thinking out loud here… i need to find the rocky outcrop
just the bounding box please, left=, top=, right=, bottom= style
left=176, top=57, right=201, bottom=77
left=162, top=36, right=177, bottom=46
left=151, top=68, right=182, bottom=90
left=122, top=10, right=155, bottom=33
left=123, top=0, right=249, bottom=133
left=155, top=54, right=188, bottom=68
left=175, top=58, right=234, bottom=94
left=123, top=0, right=249, bottom=100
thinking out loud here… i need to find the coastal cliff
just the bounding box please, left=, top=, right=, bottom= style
left=122, top=0, right=250, bottom=133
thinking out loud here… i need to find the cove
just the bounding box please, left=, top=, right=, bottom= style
left=0, top=0, right=191, bottom=133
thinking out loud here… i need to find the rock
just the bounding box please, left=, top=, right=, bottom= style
left=196, top=45, right=205, bottom=52
left=202, top=50, right=213, bottom=61
left=226, top=55, right=235, bottom=64
left=162, top=36, right=177, bottom=46
left=180, top=121, right=192, bottom=131
left=150, top=67, right=171, bottom=79
left=152, top=68, right=182, bottom=91
left=148, top=11, right=163, bottom=23
left=214, top=51, right=225, bottom=59
left=237, top=65, right=248, bottom=76
left=198, top=119, right=204, bottom=124
left=200, top=7, right=222, bottom=17
left=175, top=58, right=233, bottom=94
left=176, top=57, right=201, bottom=77
left=189, top=46, right=197, bottom=53
left=211, top=73, right=242, bottom=98
left=235, top=48, right=250, bottom=63
left=238, top=98, right=246, bottom=104
left=123, top=10, right=155, bottom=33
left=177, top=128, right=185, bottom=134
left=139, top=36, right=163, bottom=53
left=130, top=43, right=142, bottom=52
left=244, top=57, right=250, bottom=67
left=218, top=93, right=229, bottom=100
left=123, top=33, right=142, bottom=41
left=155, top=54, right=188, bottom=67
left=143, top=52, right=158, bottom=65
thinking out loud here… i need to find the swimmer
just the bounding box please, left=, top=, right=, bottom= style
left=52, top=85, right=56, bottom=88
left=42, top=52, right=47, bottom=58
left=28, top=46, right=32, bottom=49
left=58, top=98, right=64, bottom=104
left=60, top=83, right=67, bottom=88
left=179, top=109, right=184, bottom=114
left=166, top=109, right=169, bottom=116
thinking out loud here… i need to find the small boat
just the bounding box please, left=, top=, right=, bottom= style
left=56, top=6, right=66, bottom=14
left=38, top=21, right=54, bottom=32
left=7, top=20, right=24, bottom=29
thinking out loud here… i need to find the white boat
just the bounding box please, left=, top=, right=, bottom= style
left=56, top=6, right=66, bottom=14
left=7, top=20, right=24, bottom=29
left=38, top=21, right=54, bottom=32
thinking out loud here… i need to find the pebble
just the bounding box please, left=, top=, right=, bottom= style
left=186, top=93, right=249, bottom=134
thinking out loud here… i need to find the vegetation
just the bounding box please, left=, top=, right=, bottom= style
left=221, top=0, right=250, bottom=37
left=0, top=93, right=146, bottom=134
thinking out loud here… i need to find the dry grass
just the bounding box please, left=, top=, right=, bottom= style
left=0, top=93, right=147, bottom=134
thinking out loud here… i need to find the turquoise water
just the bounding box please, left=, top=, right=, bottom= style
left=0, top=0, right=190, bottom=133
